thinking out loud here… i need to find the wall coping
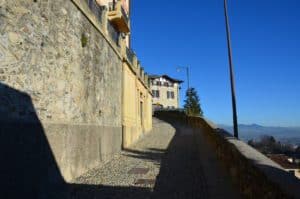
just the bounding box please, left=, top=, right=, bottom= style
left=123, top=61, right=152, bottom=95
left=204, top=119, right=300, bottom=198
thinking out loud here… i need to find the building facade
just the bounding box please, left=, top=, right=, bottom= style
left=149, top=75, right=183, bottom=109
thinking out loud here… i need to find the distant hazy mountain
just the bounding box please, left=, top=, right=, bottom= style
left=219, top=124, right=300, bottom=145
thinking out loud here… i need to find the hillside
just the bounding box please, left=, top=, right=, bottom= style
left=219, top=124, right=300, bottom=145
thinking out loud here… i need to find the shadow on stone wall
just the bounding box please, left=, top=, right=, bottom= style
left=0, top=83, right=68, bottom=198
left=0, top=83, right=151, bottom=199
left=0, top=83, right=157, bottom=199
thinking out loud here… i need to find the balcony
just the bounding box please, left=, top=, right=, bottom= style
left=87, top=0, right=104, bottom=24
left=126, top=47, right=135, bottom=66
left=108, top=1, right=130, bottom=33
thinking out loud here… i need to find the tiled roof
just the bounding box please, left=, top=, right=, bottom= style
left=148, top=74, right=183, bottom=83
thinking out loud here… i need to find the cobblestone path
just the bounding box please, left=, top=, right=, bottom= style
left=72, top=118, right=239, bottom=199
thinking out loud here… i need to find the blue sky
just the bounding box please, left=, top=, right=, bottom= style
left=130, top=0, right=300, bottom=127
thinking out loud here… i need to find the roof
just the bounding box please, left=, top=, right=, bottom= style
left=148, top=74, right=184, bottom=83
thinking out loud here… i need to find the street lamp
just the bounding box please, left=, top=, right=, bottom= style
left=177, top=66, right=190, bottom=117
left=224, top=0, right=239, bottom=138
left=176, top=66, right=190, bottom=92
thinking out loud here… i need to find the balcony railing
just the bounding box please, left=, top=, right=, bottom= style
left=126, top=47, right=135, bottom=65
left=107, top=1, right=130, bottom=33
left=120, top=4, right=129, bottom=25
left=85, top=0, right=120, bottom=46
left=108, top=1, right=129, bottom=24
left=140, top=67, right=144, bottom=78
left=107, top=22, right=119, bottom=45
left=87, top=0, right=104, bottom=24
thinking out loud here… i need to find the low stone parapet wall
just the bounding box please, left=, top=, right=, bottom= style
left=155, top=111, right=300, bottom=199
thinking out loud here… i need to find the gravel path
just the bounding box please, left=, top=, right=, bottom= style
left=71, top=118, right=239, bottom=199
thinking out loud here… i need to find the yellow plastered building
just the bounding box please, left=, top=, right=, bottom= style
left=97, top=0, right=153, bottom=148
left=149, top=75, right=183, bottom=110
left=122, top=60, right=152, bottom=148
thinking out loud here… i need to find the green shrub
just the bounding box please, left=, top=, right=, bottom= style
left=81, top=33, right=88, bottom=48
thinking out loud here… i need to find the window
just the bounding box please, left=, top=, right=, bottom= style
left=152, top=90, right=160, bottom=98
left=140, top=101, right=143, bottom=125
left=164, top=82, right=169, bottom=87
left=167, top=91, right=175, bottom=99
left=157, top=81, right=162, bottom=86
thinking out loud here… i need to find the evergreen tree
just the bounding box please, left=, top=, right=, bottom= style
left=296, top=146, right=300, bottom=154
left=183, top=88, right=203, bottom=116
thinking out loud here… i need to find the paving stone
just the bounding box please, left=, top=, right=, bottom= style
left=134, top=179, right=156, bottom=186
left=128, top=168, right=150, bottom=175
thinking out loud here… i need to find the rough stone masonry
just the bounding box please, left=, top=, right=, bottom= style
left=0, top=0, right=123, bottom=196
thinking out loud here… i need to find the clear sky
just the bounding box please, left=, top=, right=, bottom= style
left=130, top=0, right=300, bottom=127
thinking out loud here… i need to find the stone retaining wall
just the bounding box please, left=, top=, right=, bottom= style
left=0, top=0, right=122, bottom=187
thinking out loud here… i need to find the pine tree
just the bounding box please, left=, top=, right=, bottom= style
left=183, top=88, right=203, bottom=117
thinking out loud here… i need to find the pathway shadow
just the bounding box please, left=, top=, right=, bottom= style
left=70, top=184, right=151, bottom=199
left=123, top=148, right=165, bottom=165
left=152, top=125, right=210, bottom=198
left=122, top=120, right=211, bottom=198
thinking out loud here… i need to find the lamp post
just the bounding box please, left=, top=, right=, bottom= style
left=176, top=66, right=190, bottom=92
left=224, top=0, right=239, bottom=138
left=177, top=66, right=190, bottom=119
